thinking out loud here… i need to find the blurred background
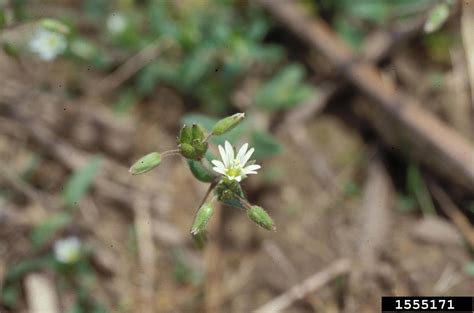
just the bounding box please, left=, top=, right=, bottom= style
left=0, top=0, right=473, bottom=312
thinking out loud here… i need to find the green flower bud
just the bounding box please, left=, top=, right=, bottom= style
left=179, top=143, right=196, bottom=159
left=247, top=206, right=275, bottom=231
left=212, top=113, right=245, bottom=136
left=191, top=123, right=206, bottom=141
left=192, top=139, right=208, bottom=160
left=188, top=160, right=214, bottom=183
left=191, top=231, right=207, bottom=249
left=190, top=203, right=214, bottom=235
left=129, top=152, right=161, bottom=175
left=178, top=125, right=192, bottom=145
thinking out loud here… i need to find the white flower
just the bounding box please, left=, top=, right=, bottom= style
left=70, top=38, right=96, bottom=60
left=107, top=13, right=127, bottom=34
left=29, top=28, right=67, bottom=61
left=212, top=141, right=261, bottom=182
left=54, top=236, right=81, bottom=264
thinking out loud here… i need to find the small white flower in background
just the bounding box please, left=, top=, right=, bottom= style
left=107, top=13, right=127, bottom=34
left=54, top=236, right=81, bottom=264
left=70, top=38, right=96, bottom=60
left=29, top=27, right=67, bottom=61
left=212, top=141, right=260, bottom=182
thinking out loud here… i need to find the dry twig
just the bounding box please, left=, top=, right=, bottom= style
left=258, top=0, right=474, bottom=192
left=25, top=273, right=60, bottom=313
left=461, top=0, right=474, bottom=106
left=134, top=196, right=157, bottom=313
left=254, top=258, right=351, bottom=313
left=429, top=182, right=474, bottom=249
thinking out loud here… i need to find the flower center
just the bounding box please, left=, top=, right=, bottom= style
left=226, top=166, right=241, bottom=178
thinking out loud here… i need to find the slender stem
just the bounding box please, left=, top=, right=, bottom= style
left=234, top=193, right=252, bottom=210
left=203, top=131, right=213, bottom=143
left=161, top=149, right=181, bottom=158
left=200, top=158, right=219, bottom=179
left=197, top=181, right=217, bottom=209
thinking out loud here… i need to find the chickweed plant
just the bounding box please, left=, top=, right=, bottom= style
left=129, top=113, right=275, bottom=248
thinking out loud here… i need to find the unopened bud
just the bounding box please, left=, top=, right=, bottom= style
left=190, top=203, right=214, bottom=235
left=247, top=206, right=275, bottom=231
left=188, top=160, right=214, bottom=182
left=192, top=123, right=206, bottom=141
left=212, top=113, right=245, bottom=136
left=192, top=139, right=208, bottom=159
left=178, top=125, right=192, bottom=145
left=129, top=152, right=161, bottom=175
left=179, top=143, right=196, bottom=159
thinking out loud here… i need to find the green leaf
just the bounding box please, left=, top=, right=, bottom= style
left=188, top=160, right=215, bottom=183
left=465, top=262, right=474, bottom=276
left=255, top=64, right=315, bottom=111
left=31, top=213, right=72, bottom=249
left=250, top=131, right=282, bottom=160
left=114, top=88, right=138, bottom=114
left=424, top=2, right=450, bottom=34
left=345, top=2, right=388, bottom=23
left=335, top=17, right=364, bottom=50
left=63, top=156, right=103, bottom=207
left=0, top=9, right=6, bottom=30
left=407, top=163, right=436, bottom=216
left=1, top=283, right=20, bottom=308
left=83, top=0, right=106, bottom=20
left=4, top=257, right=52, bottom=283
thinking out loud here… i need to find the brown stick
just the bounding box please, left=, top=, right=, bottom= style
left=429, top=182, right=474, bottom=248
left=25, top=273, right=60, bottom=313
left=254, top=258, right=351, bottom=313
left=258, top=0, right=474, bottom=192
left=204, top=202, right=223, bottom=313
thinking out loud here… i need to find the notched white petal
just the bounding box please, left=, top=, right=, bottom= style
left=241, top=148, right=255, bottom=166
left=213, top=167, right=226, bottom=174
left=211, top=160, right=225, bottom=168
left=236, top=143, right=248, bottom=163
left=225, top=141, right=234, bottom=161
left=244, top=164, right=261, bottom=172
left=218, top=145, right=228, bottom=167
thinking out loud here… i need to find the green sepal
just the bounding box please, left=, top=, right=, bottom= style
left=192, top=139, right=208, bottom=160
left=215, top=179, right=242, bottom=201
left=212, top=113, right=245, bottom=136
left=129, top=152, right=161, bottom=175
left=191, top=123, right=206, bottom=141
left=190, top=203, right=214, bottom=235
left=178, top=124, right=193, bottom=145
left=188, top=160, right=214, bottom=182
left=247, top=205, right=275, bottom=231
left=179, top=143, right=195, bottom=159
